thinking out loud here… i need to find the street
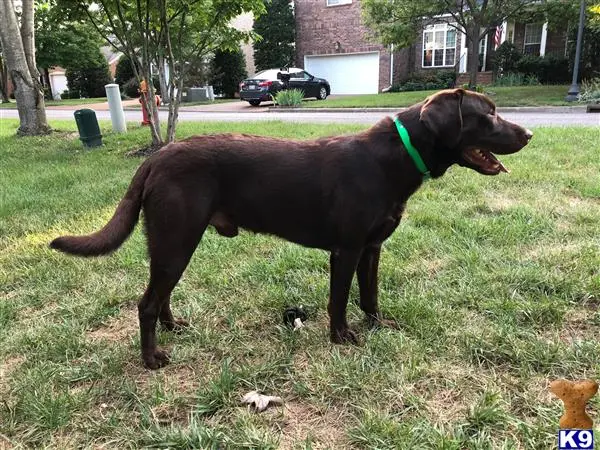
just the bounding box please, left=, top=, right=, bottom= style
left=1, top=107, right=598, bottom=127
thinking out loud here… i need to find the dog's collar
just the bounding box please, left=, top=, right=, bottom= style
left=393, top=117, right=431, bottom=181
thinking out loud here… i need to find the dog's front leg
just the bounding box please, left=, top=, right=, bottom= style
left=328, top=248, right=362, bottom=345
left=357, top=245, right=397, bottom=330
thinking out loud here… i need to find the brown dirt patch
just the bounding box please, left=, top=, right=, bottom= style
left=0, top=355, right=25, bottom=392
left=87, top=307, right=138, bottom=343
left=486, top=192, right=521, bottom=211
left=521, top=242, right=582, bottom=260
left=0, top=436, right=16, bottom=450
left=557, top=309, right=599, bottom=344
left=277, top=401, right=348, bottom=449
left=425, top=388, right=467, bottom=424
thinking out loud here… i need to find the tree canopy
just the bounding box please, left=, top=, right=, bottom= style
left=35, top=1, right=102, bottom=72
left=253, top=0, right=295, bottom=72
left=56, top=0, right=265, bottom=147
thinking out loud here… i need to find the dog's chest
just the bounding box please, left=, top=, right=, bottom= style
left=367, top=202, right=405, bottom=244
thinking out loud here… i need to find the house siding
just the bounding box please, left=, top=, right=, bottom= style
left=513, top=23, right=567, bottom=57
left=544, top=27, right=568, bottom=57
left=294, top=0, right=408, bottom=91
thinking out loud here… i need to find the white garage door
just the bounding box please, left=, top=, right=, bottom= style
left=305, top=52, right=379, bottom=95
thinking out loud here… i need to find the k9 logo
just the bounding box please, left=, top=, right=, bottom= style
left=558, top=430, right=594, bottom=450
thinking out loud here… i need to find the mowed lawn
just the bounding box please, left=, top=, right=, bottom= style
left=0, top=97, right=108, bottom=109
left=0, top=118, right=599, bottom=449
left=312, top=85, right=573, bottom=108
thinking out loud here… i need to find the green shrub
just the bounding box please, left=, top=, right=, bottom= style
left=211, top=48, right=247, bottom=98
left=275, top=88, right=304, bottom=106
left=515, top=55, right=570, bottom=84
left=460, top=83, right=485, bottom=93
left=578, top=78, right=600, bottom=103
left=122, top=78, right=140, bottom=98
left=61, top=89, right=81, bottom=99
left=492, top=42, right=521, bottom=75
left=115, top=56, right=136, bottom=87
left=389, top=70, right=456, bottom=92
left=493, top=72, right=540, bottom=87
left=65, top=63, right=112, bottom=98
left=121, top=76, right=160, bottom=99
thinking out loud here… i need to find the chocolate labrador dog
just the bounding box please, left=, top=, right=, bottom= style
left=51, top=89, right=533, bottom=369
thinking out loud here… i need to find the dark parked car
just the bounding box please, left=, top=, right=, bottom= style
left=239, top=67, right=330, bottom=106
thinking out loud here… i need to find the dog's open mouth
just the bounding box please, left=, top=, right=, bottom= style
left=461, top=148, right=509, bottom=175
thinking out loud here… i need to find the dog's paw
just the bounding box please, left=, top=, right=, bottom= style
left=143, top=349, right=171, bottom=370
left=366, top=315, right=398, bottom=330
left=330, top=327, right=359, bottom=345
left=171, top=318, right=190, bottom=333
left=162, top=318, right=190, bottom=333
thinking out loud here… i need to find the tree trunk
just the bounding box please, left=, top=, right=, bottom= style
left=0, top=57, right=10, bottom=102
left=143, top=73, right=163, bottom=148
left=466, top=24, right=480, bottom=89
left=0, top=0, right=50, bottom=135
left=44, top=67, right=53, bottom=100
left=166, top=76, right=184, bottom=143
left=131, top=60, right=162, bottom=148
left=156, top=53, right=168, bottom=105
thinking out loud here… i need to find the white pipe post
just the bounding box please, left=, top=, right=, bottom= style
left=105, top=83, right=127, bottom=133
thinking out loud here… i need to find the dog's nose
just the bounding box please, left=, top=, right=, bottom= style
left=525, top=129, right=533, bottom=140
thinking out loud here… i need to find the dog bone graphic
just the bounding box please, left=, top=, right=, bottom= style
left=549, top=379, right=598, bottom=429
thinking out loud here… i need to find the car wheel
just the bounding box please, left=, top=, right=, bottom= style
left=317, top=86, right=328, bottom=100
left=249, top=100, right=261, bottom=106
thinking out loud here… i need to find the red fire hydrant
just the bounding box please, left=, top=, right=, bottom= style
left=138, top=79, right=161, bottom=126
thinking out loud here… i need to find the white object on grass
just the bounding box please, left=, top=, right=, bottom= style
left=241, top=391, right=283, bottom=412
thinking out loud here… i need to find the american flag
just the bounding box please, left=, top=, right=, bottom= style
left=494, top=24, right=503, bottom=49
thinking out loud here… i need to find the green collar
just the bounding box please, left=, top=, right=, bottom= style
left=393, top=117, right=431, bottom=181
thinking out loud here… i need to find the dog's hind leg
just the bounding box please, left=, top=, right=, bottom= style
left=138, top=186, right=212, bottom=369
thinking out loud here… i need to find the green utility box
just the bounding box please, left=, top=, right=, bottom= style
left=74, top=109, right=103, bottom=148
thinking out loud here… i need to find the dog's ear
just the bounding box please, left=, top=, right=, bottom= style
left=419, top=88, right=465, bottom=147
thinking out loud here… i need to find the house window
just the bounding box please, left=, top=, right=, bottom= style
left=423, top=23, right=456, bottom=68
left=326, top=0, right=351, bottom=6
left=524, top=23, right=543, bottom=55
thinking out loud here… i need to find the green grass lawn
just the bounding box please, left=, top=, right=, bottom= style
left=1, top=119, right=599, bottom=448
left=0, top=97, right=108, bottom=109
left=313, top=85, right=574, bottom=108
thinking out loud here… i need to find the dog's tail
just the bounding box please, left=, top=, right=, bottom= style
left=50, top=160, right=152, bottom=257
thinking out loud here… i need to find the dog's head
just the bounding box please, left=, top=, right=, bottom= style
left=419, top=88, right=533, bottom=176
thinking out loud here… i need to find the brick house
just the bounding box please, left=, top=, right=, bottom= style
left=294, top=0, right=570, bottom=91
left=418, top=19, right=569, bottom=85
left=294, top=0, right=411, bottom=94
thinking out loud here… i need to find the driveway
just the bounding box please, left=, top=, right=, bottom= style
left=177, top=98, right=326, bottom=112
left=179, top=100, right=270, bottom=112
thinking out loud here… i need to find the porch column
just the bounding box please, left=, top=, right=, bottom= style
left=540, top=22, right=548, bottom=56
left=459, top=27, right=468, bottom=73
left=500, top=21, right=508, bottom=44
